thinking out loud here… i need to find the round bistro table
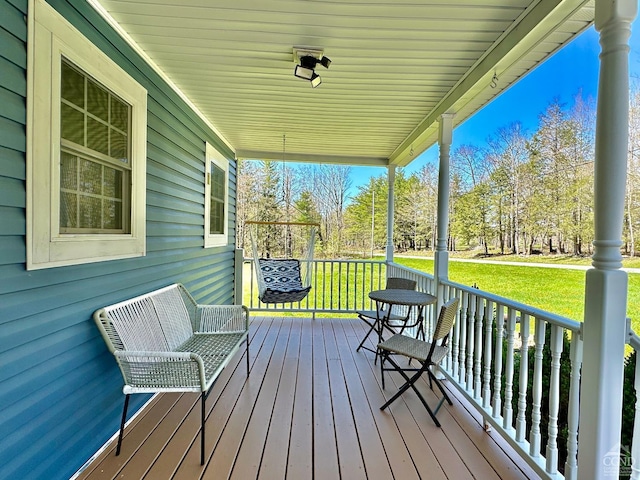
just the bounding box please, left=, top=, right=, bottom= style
left=367, top=289, right=436, bottom=360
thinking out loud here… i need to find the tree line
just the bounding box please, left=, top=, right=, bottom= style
left=238, top=86, right=640, bottom=258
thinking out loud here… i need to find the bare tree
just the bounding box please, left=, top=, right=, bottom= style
left=309, top=165, right=352, bottom=255
left=626, top=84, right=640, bottom=256
left=450, top=145, right=492, bottom=253
left=417, top=163, right=439, bottom=250
left=487, top=123, right=530, bottom=254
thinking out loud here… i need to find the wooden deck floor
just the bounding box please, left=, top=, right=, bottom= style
left=77, top=316, right=539, bottom=480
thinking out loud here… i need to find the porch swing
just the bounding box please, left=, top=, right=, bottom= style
left=247, top=220, right=319, bottom=304
left=246, top=134, right=320, bottom=304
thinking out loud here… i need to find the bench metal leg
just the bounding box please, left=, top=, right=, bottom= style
left=116, top=394, right=130, bottom=456
left=200, top=392, right=206, bottom=465
left=246, top=337, right=250, bottom=375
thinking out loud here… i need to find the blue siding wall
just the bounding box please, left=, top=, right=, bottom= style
left=0, top=0, right=238, bottom=478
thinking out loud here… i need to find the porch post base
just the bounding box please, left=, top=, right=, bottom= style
left=578, top=268, right=628, bottom=479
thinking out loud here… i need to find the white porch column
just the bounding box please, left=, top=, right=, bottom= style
left=434, top=114, right=454, bottom=301
left=234, top=248, right=244, bottom=305
left=386, top=165, right=396, bottom=263
left=578, top=1, right=636, bottom=479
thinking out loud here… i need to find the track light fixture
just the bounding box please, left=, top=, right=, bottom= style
left=293, top=48, right=331, bottom=88
left=310, top=72, right=322, bottom=88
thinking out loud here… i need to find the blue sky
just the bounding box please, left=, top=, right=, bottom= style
left=347, top=19, right=640, bottom=196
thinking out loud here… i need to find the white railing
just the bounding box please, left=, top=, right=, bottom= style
left=243, top=257, right=389, bottom=313
left=242, top=256, right=438, bottom=315
left=242, top=254, right=586, bottom=479
left=437, top=278, right=583, bottom=480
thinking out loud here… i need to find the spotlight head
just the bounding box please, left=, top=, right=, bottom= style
left=294, top=64, right=315, bottom=80
left=319, top=56, right=331, bottom=69
left=299, top=55, right=319, bottom=69
left=310, top=72, right=322, bottom=88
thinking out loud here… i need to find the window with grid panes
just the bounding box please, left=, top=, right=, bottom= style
left=59, top=60, right=131, bottom=234
left=204, top=142, right=229, bottom=247
left=209, top=163, right=225, bottom=235
left=27, top=0, right=147, bottom=270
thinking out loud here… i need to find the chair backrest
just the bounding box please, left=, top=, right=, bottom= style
left=94, top=284, right=194, bottom=353
left=432, top=297, right=460, bottom=342
left=259, top=258, right=304, bottom=292
left=385, top=277, right=417, bottom=290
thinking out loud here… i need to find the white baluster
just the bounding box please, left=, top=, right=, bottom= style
left=493, top=304, right=505, bottom=419
left=483, top=300, right=494, bottom=409
left=530, top=318, right=546, bottom=457
left=546, top=325, right=564, bottom=474
left=503, top=308, right=517, bottom=431
left=516, top=313, right=530, bottom=442
left=563, top=329, right=583, bottom=480
left=474, top=296, right=484, bottom=400
left=459, top=292, right=469, bottom=384
left=452, top=289, right=461, bottom=379
left=466, top=292, right=476, bottom=392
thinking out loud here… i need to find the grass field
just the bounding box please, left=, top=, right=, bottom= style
left=393, top=256, right=640, bottom=332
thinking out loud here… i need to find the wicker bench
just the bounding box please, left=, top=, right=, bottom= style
left=93, top=283, right=250, bottom=465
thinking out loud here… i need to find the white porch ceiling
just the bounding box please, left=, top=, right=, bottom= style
left=90, top=0, right=595, bottom=167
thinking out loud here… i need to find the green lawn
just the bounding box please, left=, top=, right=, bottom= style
left=244, top=255, right=640, bottom=331
left=394, top=256, right=640, bottom=332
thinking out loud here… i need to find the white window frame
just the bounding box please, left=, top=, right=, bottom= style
left=26, top=0, right=147, bottom=270
left=204, top=142, right=229, bottom=248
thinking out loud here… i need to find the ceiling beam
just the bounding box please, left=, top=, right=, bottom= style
left=235, top=150, right=389, bottom=166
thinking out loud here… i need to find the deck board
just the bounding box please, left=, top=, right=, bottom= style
left=312, top=318, right=341, bottom=480
left=285, top=315, right=314, bottom=480
left=332, top=319, right=415, bottom=480
left=76, top=316, right=541, bottom=480
left=256, top=318, right=301, bottom=479
left=324, top=320, right=368, bottom=480
left=229, top=318, right=294, bottom=479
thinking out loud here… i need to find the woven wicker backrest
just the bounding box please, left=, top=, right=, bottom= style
left=151, top=286, right=194, bottom=350
left=386, top=277, right=417, bottom=290
left=99, top=284, right=193, bottom=352
left=432, top=297, right=460, bottom=341
left=104, top=296, right=170, bottom=352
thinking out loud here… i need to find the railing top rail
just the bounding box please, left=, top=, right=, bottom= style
left=244, top=220, right=321, bottom=227
left=243, top=256, right=386, bottom=265
left=629, top=329, right=640, bottom=350
left=386, top=261, right=436, bottom=279
left=442, top=278, right=582, bottom=333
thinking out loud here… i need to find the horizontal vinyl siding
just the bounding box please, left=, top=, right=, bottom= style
left=0, top=0, right=238, bottom=478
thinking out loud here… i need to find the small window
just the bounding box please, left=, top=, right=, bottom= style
left=27, top=0, right=147, bottom=270
left=204, top=143, right=229, bottom=247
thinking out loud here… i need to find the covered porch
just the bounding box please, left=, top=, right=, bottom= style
left=4, top=0, right=637, bottom=479
left=77, top=315, right=538, bottom=480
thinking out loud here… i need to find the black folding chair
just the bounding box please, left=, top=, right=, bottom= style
left=355, top=277, right=417, bottom=354
left=378, top=297, right=460, bottom=427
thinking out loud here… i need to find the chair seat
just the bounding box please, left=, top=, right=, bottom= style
left=378, top=334, right=449, bottom=364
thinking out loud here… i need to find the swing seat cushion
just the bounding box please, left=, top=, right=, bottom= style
left=259, top=259, right=311, bottom=303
